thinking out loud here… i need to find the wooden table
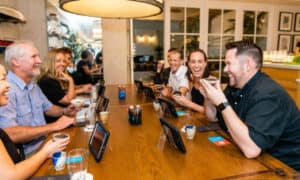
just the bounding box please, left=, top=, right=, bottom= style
left=33, top=85, right=298, bottom=179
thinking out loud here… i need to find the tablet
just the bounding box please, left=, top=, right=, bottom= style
left=157, top=98, right=178, bottom=118
left=96, top=96, right=109, bottom=113
left=134, top=80, right=144, bottom=93
left=88, top=121, right=110, bottom=162
left=159, top=118, right=186, bottom=153
left=143, top=86, right=156, bottom=100
left=98, top=85, right=106, bottom=97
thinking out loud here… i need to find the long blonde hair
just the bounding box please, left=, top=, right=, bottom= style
left=38, top=49, right=68, bottom=90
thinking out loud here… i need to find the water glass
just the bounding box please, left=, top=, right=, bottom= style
left=67, top=148, right=88, bottom=180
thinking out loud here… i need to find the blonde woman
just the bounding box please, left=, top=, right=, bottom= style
left=38, top=49, right=76, bottom=123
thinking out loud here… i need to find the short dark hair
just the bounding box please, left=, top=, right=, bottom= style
left=81, top=50, right=92, bottom=59
left=168, top=48, right=183, bottom=60
left=296, top=41, right=300, bottom=48
left=59, top=47, right=72, bottom=55
left=225, top=40, right=263, bottom=69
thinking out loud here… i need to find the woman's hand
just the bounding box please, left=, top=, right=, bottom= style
left=172, top=94, right=188, bottom=107
left=57, top=72, right=73, bottom=82
left=41, top=138, right=70, bottom=158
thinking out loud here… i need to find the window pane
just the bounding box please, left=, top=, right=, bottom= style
left=208, top=35, right=220, bottom=59
left=243, top=36, right=254, bottom=43
left=208, top=9, right=222, bottom=34
left=256, top=37, right=267, bottom=50
left=222, top=36, right=234, bottom=58
left=223, top=10, right=236, bottom=34
left=186, top=35, right=200, bottom=54
left=256, top=11, right=268, bottom=35
left=243, top=11, right=255, bottom=34
left=187, top=8, right=200, bottom=33
left=171, top=7, right=184, bottom=33
left=170, top=35, right=184, bottom=51
left=207, top=62, right=220, bottom=78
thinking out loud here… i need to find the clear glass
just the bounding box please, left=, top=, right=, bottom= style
left=170, top=35, right=184, bottom=52
left=223, top=10, right=236, bottom=34
left=256, top=36, right=267, bottom=50
left=67, top=149, right=88, bottom=180
left=222, top=36, right=234, bottom=58
left=208, top=9, right=221, bottom=34
left=186, top=35, right=200, bottom=54
left=187, top=8, right=200, bottom=33
left=243, top=11, right=255, bottom=34
left=85, top=103, right=96, bottom=131
left=256, top=11, right=268, bottom=35
left=208, top=35, right=221, bottom=59
left=242, top=36, right=254, bottom=43
left=171, top=7, right=184, bottom=33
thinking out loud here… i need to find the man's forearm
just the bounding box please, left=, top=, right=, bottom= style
left=3, top=124, right=55, bottom=143
left=45, top=105, right=63, bottom=117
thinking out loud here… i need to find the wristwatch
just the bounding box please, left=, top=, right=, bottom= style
left=216, top=101, right=230, bottom=112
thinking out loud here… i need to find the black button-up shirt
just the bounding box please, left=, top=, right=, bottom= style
left=217, top=71, right=300, bottom=171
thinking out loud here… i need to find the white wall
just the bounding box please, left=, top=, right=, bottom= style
left=102, top=19, right=130, bottom=85
left=0, top=0, right=48, bottom=65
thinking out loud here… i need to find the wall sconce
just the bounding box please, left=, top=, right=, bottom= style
left=136, top=34, right=157, bottom=44
left=147, top=35, right=156, bottom=43
left=136, top=35, right=145, bottom=43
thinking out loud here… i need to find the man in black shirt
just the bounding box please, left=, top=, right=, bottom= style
left=200, top=40, right=300, bottom=172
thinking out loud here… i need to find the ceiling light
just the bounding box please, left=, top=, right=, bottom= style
left=59, top=0, right=163, bottom=19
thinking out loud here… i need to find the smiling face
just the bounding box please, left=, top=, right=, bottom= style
left=55, top=52, right=67, bottom=74
left=224, top=49, right=248, bottom=88
left=169, top=52, right=182, bottom=73
left=188, top=51, right=207, bottom=78
left=0, top=65, right=10, bottom=106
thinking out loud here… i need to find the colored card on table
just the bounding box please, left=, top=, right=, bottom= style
left=176, top=111, right=186, bottom=116
left=208, top=136, right=224, bottom=142
left=214, top=139, right=231, bottom=146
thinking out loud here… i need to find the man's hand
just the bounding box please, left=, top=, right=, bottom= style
left=63, top=105, right=78, bottom=117
left=199, top=79, right=227, bottom=106
left=52, top=115, right=75, bottom=131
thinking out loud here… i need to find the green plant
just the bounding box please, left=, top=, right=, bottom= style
left=63, top=32, right=83, bottom=62
left=293, top=55, right=300, bottom=64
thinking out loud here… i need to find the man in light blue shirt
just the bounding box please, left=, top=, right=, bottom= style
left=0, top=41, right=76, bottom=155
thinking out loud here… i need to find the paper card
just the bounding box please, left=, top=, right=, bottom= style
left=214, top=139, right=231, bottom=146
left=176, top=111, right=186, bottom=116
left=208, top=136, right=224, bottom=143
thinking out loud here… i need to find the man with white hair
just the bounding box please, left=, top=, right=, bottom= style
left=0, top=41, right=75, bottom=155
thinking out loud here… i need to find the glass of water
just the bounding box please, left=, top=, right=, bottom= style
left=67, top=148, right=88, bottom=180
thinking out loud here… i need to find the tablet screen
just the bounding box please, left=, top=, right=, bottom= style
left=89, top=122, right=110, bottom=162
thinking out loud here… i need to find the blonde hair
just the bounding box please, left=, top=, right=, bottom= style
left=38, top=49, right=68, bottom=90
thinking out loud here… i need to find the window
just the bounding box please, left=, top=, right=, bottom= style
left=207, top=9, right=236, bottom=79
left=170, top=7, right=200, bottom=58
left=243, top=11, right=268, bottom=50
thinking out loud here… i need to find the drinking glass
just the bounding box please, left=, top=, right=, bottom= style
left=67, top=148, right=88, bottom=180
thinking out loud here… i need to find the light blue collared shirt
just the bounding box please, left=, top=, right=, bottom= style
left=0, top=71, right=53, bottom=155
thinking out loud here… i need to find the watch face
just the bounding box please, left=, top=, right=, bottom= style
left=217, top=102, right=230, bottom=112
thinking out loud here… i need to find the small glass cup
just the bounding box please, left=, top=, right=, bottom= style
left=118, top=85, right=126, bottom=99
left=99, top=111, right=109, bottom=124
left=52, top=151, right=66, bottom=171
left=67, top=148, right=88, bottom=180
left=185, top=125, right=196, bottom=140
left=53, top=133, right=70, bottom=142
